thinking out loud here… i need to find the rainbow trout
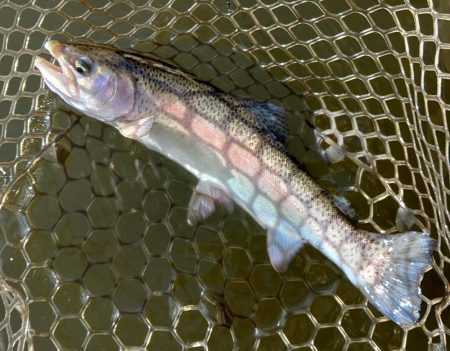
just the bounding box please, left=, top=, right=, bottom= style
left=35, top=40, right=435, bottom=328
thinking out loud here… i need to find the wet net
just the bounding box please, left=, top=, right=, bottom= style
left=0, top=0, right=449, bottom=350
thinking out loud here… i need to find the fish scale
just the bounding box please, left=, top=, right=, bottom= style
left=34, top=40, right=435, bottom=328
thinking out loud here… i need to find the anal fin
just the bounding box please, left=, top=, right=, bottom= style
left=267, top=224, right=305, bottom=272
left=187, top=180, right=234, bottom=225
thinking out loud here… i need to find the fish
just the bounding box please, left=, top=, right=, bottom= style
left=35, top=40, right=435, bottom=328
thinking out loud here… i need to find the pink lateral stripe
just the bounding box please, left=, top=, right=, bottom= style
left=191, top=117, right=228, bottom=150
left=227, top=142, right=261, bottom=177
left=156, top=94, right=189, bottom=120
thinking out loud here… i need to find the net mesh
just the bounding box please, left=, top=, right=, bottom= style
left=0, top=0, right=449, bottom=350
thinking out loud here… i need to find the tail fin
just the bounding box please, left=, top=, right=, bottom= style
left=357, top=231, right=435, bottom=328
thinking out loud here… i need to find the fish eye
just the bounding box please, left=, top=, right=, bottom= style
left=74, top=58, right=92, bottom=76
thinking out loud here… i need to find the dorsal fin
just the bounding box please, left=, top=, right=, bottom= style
left=241, top=100, right=289, bottom=143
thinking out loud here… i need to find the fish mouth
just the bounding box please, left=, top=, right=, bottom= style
left=34, top=40, right=79, bottom=98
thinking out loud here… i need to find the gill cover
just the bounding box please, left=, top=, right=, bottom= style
left=35, top=40, right=135, bottom=121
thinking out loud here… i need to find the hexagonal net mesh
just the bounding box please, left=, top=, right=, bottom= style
left=0, top=0, right=448, bottom=350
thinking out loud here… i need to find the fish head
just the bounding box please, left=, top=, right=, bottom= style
left=35, top=40, right=135, bottom=121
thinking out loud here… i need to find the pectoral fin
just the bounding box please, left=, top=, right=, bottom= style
left=187, top=180, right=234, bottom=225
left=267, top=225, right=305, bottom=272
left=119, top=115, right=154, bottom=139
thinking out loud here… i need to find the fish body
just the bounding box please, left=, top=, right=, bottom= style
left=35, top=41, right=435, bottom=328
